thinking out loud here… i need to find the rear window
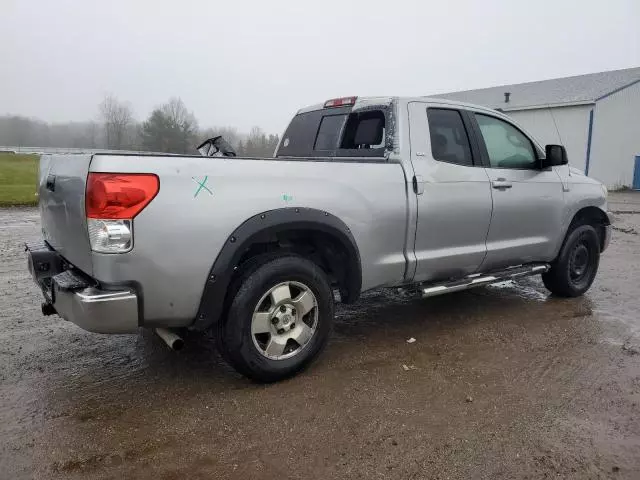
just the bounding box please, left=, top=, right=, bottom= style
left=314, top=114, right=347, bottom=150
left=277, top=109, right=327, bottom=157
left=277, top=106, right=387, bottom=159
left=340, top=110, right=385, bottom=150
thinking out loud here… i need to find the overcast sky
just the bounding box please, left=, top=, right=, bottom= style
left=1, top=0, right=638, bottom=133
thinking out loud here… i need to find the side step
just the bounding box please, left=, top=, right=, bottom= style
left=422, top=263, right=549, bottom=298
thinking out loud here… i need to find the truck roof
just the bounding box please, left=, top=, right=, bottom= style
left=296, top=96, right=502, bottom=116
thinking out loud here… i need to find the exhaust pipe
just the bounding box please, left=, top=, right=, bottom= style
left=154, top=328, right=184, bottom=351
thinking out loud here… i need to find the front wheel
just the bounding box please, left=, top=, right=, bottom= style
left=218, top=255, right=334, bottom=382
left=542, top=224, right=600, bottom=297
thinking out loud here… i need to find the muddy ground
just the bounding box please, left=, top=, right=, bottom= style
left=1, top=193, right=639, bottom=479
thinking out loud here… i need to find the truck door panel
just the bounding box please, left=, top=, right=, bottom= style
left=470, top=113, right=564, bottom=269
left=407, top=103, right=492, bottom=283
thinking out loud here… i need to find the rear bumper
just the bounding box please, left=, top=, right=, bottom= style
left=53, top=285, right=139, bottom=333
left=26, top=242, right=139, bottom=333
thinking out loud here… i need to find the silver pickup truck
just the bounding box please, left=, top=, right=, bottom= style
left=26, top=96, right=611, bottom=381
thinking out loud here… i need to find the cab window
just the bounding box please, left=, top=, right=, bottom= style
left=426, top=108, right=474, bottom=166
left=474, top=114, right=537, bottom=169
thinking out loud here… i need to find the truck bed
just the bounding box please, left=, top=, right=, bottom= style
left=38, top=153, right=409, bottom=327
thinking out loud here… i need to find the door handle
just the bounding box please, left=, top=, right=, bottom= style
left=492, top=178, right=512, bottom=190
left=413, top=175, right=424, bottom=195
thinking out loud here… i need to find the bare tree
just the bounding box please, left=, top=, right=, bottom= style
left=162, top=97, right=198, bottom=153
left=161, top=98, right=194, bottom=125
left=141, top=97, right=198, bottom=153
left=243, top=126, right=278, bottom=156
left=85, top=121, right=98, bottom=148
left=99, top=94, right=133, bottom=150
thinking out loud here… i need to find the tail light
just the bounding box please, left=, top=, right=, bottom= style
left=86, top=173, right=159, bottom=253
left=86, top=173, right=159, bottom=219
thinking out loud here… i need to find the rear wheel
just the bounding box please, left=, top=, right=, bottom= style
left=217, top=255, right=334, bottom=382
left=542, top=224, right=600, bottom=297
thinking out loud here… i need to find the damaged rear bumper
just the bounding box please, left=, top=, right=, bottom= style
left=26, top=242, right=139, bottom=333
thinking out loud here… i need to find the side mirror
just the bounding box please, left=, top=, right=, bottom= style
left=196, top=136, right=237, bottom=157
left=543, top=144, right=568, bottom=168
left=197, top=137, right=219, bottom=157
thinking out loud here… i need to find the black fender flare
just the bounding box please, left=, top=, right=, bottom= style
left=192, top=207, right=362, bottom=330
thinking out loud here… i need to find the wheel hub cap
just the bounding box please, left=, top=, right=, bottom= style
left=250, top=281, right=318, bottom=360
left=570, top=241, right=590, bottom=280
left=271, top=308, right=295, bottom=332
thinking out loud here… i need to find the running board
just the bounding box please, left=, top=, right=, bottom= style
left=422, top=263, right=550, bottom=298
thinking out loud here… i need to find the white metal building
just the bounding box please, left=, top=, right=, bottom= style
left=435, top=67, right=640, bottom=189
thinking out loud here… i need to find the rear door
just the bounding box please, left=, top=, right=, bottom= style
left=39, top=154, right=93, bottom=274
left=469, top=112, right=564, bottom=269
left=408, top=102, right=493, bottom=283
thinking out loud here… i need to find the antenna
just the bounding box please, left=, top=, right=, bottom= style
left=547, top=106, right=570, bottom=177
left=548, top=106, right=563, bottom=145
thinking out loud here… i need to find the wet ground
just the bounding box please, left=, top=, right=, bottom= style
left=1, top=193, right=640, bottom=479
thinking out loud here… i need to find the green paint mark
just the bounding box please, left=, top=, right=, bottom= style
left=192, top=176, right=213, bottom=198
left=282, top=193, right=293, bottom=202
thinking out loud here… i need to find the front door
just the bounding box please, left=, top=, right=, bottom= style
left=408, top=102, right=493, bottom=283
left=470, top=112, right=565, bottom=270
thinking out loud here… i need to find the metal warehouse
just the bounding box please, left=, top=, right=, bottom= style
left=435, top=67, right=640, bottom=189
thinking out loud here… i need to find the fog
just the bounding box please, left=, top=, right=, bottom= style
left=1, top=0, right=638, bottom=134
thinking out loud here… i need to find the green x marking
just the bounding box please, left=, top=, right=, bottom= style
left=192, top=176, right=213, bottom=198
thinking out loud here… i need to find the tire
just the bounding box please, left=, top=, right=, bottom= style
left=217, top=254, right=334, bottom=382
left=542, top=224, right=600, bottom=297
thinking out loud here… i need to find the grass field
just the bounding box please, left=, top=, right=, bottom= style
left=0, top=153, right=39, bottom=206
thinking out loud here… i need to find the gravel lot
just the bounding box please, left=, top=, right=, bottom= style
left=1, top=193, right=640, bottom=479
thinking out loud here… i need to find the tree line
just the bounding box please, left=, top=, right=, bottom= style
left=0, top=95, right=279, bottom=157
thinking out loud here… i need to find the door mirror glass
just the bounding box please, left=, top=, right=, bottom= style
left=543, top=144, right=568, bottom=167
left=196, top=136, right=237, bottom=157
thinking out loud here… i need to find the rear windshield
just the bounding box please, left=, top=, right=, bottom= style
left=315, top=114, right=347, bottom=150
left=276, top=106, right=388, bottom=159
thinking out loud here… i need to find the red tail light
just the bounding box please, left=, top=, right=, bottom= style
left=86, top=173, right=159, bottom=219
left=324, top=96, right=357, bottom=108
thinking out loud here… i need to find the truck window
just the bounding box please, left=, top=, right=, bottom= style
left=474, top=114, right=537, bottom=169
left=426, top=108, right=473, bottom=167
left=340, top=110, right=386, bottom=151
left=314, top=114, right=347, bottom=151
left=277, top=106, right=387, bottom=159
left=277, top=109, right=325, bottom=157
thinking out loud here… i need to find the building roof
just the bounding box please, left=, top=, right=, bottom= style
left=432, top=67, right=640, bottom=111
